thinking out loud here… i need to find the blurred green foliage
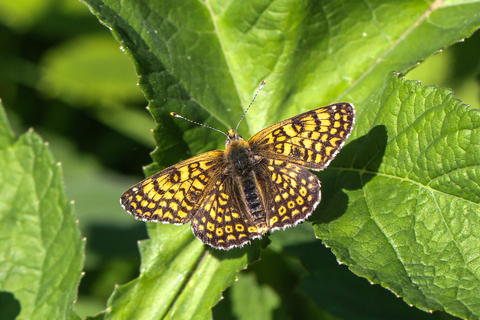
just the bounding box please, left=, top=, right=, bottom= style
left=0, top=0, right=479, bottom=319
left=0, top=0, right=151, bottom=316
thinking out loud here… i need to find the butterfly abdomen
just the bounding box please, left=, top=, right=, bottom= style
left=238, top=171, right=268, bottom=234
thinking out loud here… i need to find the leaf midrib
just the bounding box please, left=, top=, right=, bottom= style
left=203, top=0, right=248, bottom=133
left=328, top=165, right=480, bottom=303
left=334, top=0, right=444, bottom=102
left=327, top=166, right=480, bottom=207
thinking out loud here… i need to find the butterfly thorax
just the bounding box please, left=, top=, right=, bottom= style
left=225, top=131, right=257, bottom=176
left=224, top=129, right=268, bottom=233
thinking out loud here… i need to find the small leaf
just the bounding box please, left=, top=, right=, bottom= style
left=38, top=34, right=143, bottom=106
left=314, top=74, right=480, bottom=319
left=0, top=103, right=84, bottom=319
left=230, top=273, right=281, bottom=320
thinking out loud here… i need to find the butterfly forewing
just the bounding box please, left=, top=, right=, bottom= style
left=121, top=150, right=225, bottom=224
left=249, top=103, right=355, bottom=170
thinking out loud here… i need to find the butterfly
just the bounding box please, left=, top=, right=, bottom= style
left=121, top=82, right=355, bottom=250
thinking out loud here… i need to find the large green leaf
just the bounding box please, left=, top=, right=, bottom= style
left=0, top=103, right=84, bottom=320
left=80, top=0, right=480, bottom=318
left=94, top=224, right=261, bottom=320
left=313, top=74, right=480, bottom=319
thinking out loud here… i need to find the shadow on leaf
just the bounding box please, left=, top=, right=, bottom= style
left=310, top=125, right=388, bottom=224
left=0, top=291, right=20, bottom=320
left=87, top=223, right=148, bottom=258
left=278, top=241, right=456, bottom=320
left=210, top=236, right=268, bottom=263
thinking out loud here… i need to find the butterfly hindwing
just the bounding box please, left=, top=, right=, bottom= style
left=191, top=175, right=263, bottom=249
left=255, top=158, right=321, bottom=230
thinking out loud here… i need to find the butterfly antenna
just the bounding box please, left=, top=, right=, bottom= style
left=170, top=112, right=228, bottom=137
left=234, top=80, right=267, bottom=134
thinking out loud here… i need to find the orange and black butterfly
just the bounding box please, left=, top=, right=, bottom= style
left=121, top=82, right=355, bottom=250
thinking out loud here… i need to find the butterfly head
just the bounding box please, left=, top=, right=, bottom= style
left=226, top=129, right=245, bottom=146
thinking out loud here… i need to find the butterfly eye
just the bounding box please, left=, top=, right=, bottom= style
left=225, top=134, right=243, bottom=145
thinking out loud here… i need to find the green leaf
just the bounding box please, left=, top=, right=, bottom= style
left=314, top=74, right=480, bottom=319
left=92, top=224, right=261, bottom=320
left=80, top=0, right=480, bottom=164
left=0, top=0, right=54, bottom=31
left=0, top=103, right=84, bottom=319
left=266, top=228, right=456, bottom=319
left=229, top=272, right=281, bottom=320
left=39, top=33, right=142, bottom=106
left=38, top=33, right=153, bottom=148
left=79, top=0, right=480, bottom=318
